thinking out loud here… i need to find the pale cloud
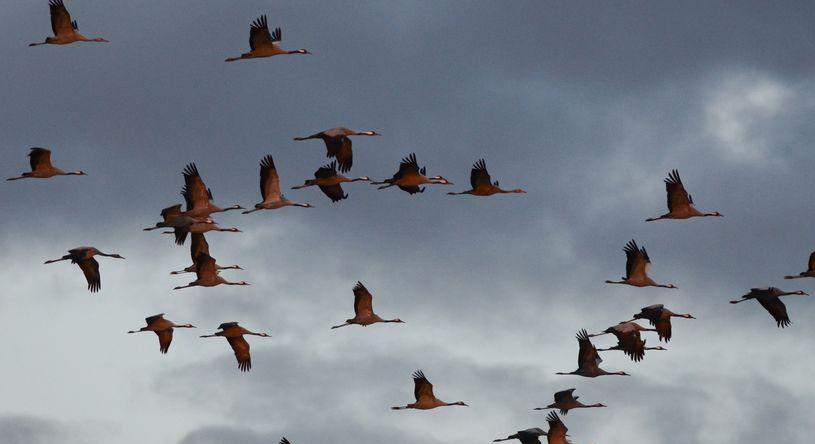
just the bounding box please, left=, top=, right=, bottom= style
left=704, top=72, right=791, bottom=163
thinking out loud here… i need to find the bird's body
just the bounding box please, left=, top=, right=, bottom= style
left=534, top=388, right=605, bottom=415
left=605, top=239, right=677, bottom=289
left=730, top=287, right=808, bottom=328
left=391, top=370, right=468, bottom=410
left=173, top=253, right=249, bottom=290
left=629, top=304, right=694, bottom=342
left=493, top=428, right=547, bottom=444
left=170, top=233, right=242, bottom=274
left=291, top=161, right=370, bottom=202
left=181, top=163, right=243, bottom=218
left=127, top=314, right=195, bottom=354
left=225, top=15, right=310, bottom=62
left=784, top=252, right=815, bottom=279
left=44, top=247, right=124, bottom=292
left=448, top=159, right=525, bottom=196
left=243, top=155, right=312, bottom=213
left=293, top=127, right=380, bottom=173
left=331, top=282, right=404, bottom=329
left=29, top=1, right=108, bottom=47
left=589, top=322, right=663, bottom=362
left=373, top=153, right=452, bottom=194
left=7, top=147, right=86, bottom=180
left=200, top=322, right=270, bottom=371
left=646, top=170, right=722, bottom=221
left=556, top=330, right=629, bottom=377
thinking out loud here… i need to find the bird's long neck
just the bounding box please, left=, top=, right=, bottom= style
left=605, top=279, right=626, bottom=285
left=176, top=324, right=195, bottom=328
left=447, top=190, right=473, bottom=195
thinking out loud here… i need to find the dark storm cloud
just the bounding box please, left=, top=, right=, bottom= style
left=1, top=1, right=815, bottom=444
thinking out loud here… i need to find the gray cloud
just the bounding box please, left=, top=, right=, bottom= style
left=2, top=1, right=815, bottom=443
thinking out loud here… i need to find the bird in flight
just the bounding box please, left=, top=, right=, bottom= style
left=391, top=370, right=468, bottom=410
left=29, top=0, right=108, bottom=46
left=589, top=322, right=665, bottom=362
left=200, top=322, right=270, bottom=372
left=7, top=148, right=86, bottom=180
left=556, top=329, right=629, bottom=377
left=127, top=314, right=195, bottom=354
left=646, top=170, right=722, bottom=221
left=605, top=239, right=677, bottom=289
left=173, top=253, right=249, bottom=290
left=447, top=159, right=526, bottom=196
left=331, top=282, right=404, bottom=329
left=44, top=247, right=124, bottom=292
left=534, top=388, right=605, bottom=415
left=493, top=428, right=547, bottom=444
left=730, top=287, right=808, bottom=328
left=243, top=155, right=313, bottom=213
left=627, top=304, right=695, bottom=342
left=170, top=233, right=242, bottom=275
left=291, top=161, right=371, bottom=202
left=293, top=127, right=380, bottom=173
left=225, top=15, right=310, bottom=62
left=181, top=163, right=244, bottom=218
left=373, top=153, right=452, bottom=194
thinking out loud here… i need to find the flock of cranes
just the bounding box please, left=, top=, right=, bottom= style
left=10, top=2, right=812, bottom=443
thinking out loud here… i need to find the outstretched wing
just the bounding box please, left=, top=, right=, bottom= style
left=182, top=163, right=210, bottom=212
left=156, top=329, right=174, bottom=354
left=553, top=388, right=576, bottom=404
left=77, top=257, right=100, bottom=292
left=314, top=162, right=338, bottom=179
left=575, top=329, right=601, bottom=370
left=259, top=155, right=282, bottom=202
left=28, top=148, right=53, bottom=172
left=145, top=313, right=165, bottom=325
left=353, top=281, right=374, bottom=317
left=757, top=297, right=791, bottom=328
left=319, top=184, right=348, bottom=202
left=249, top=15, right=279, bottom=50
left=323, top=136, right=353, bottom=173
left=49, top=0, right=74, bottom=37
left=412, top=370, right=435, bottom=402
left=394, top=153, right=421, bottom=179
left=545, top=412, right=568, bottom=442
left=654, top=318, right=672, bottom=342
left=470, top=159, right=492, bottom=189
left=665, top=169, right=692, bottom=212
left=808, top=251, right=815, bottom=272
left=227, top=336, right=252, bottom=371
left=623, top=240, right=649, bottom=280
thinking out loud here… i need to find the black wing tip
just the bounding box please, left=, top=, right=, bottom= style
left=238, top=360, right=251, bottom=372
left=474, top=158, right=487, bottom=170
left=576, top=329, right=589, bottom=341
left=412, top=369, right=426, bottom=380
left=546, top=411, right=560, bottom=422
left=353, top=281, right=366, bottom=291
left=260, top=154, right=275, bottom=168
left=183, top=162, right=200, bottom=177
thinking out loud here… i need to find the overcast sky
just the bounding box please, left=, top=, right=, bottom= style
left=2, top=1, right=815, bottom=443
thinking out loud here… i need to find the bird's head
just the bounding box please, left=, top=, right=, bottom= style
left=652, top=346, right=667, bottom=351
left=452, top=401, right=468, bottom=407
left=227, top=228, right=242, bottom=233
left=93, top=38, right=109, bottom=43
left=356, top=176, right=371, bottom=182
left=239, top=281, right=250, bottom=285
left=709, top=211, right=723, bottom=217
left=393, top=318, right=405, bottom=323
left=665, top=284, right=678, bottom=289
left=111, top=254, right=125, bottom=259
left=179, top=324, right=196, bottom=328
left=360, top=131, right=381, bottom=136
left=296, top=49, right=311, bottom=54
left=795, top=290, right=809, bottom=295
left=72, top=170, right=88, bottom=176
left=258, top=332, right=271, bottom=337
left=431, top=176, right=453, bottom=185
left=683, top=314, right=696, bottom=319
left=510, top=188, right=527, bottom=193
